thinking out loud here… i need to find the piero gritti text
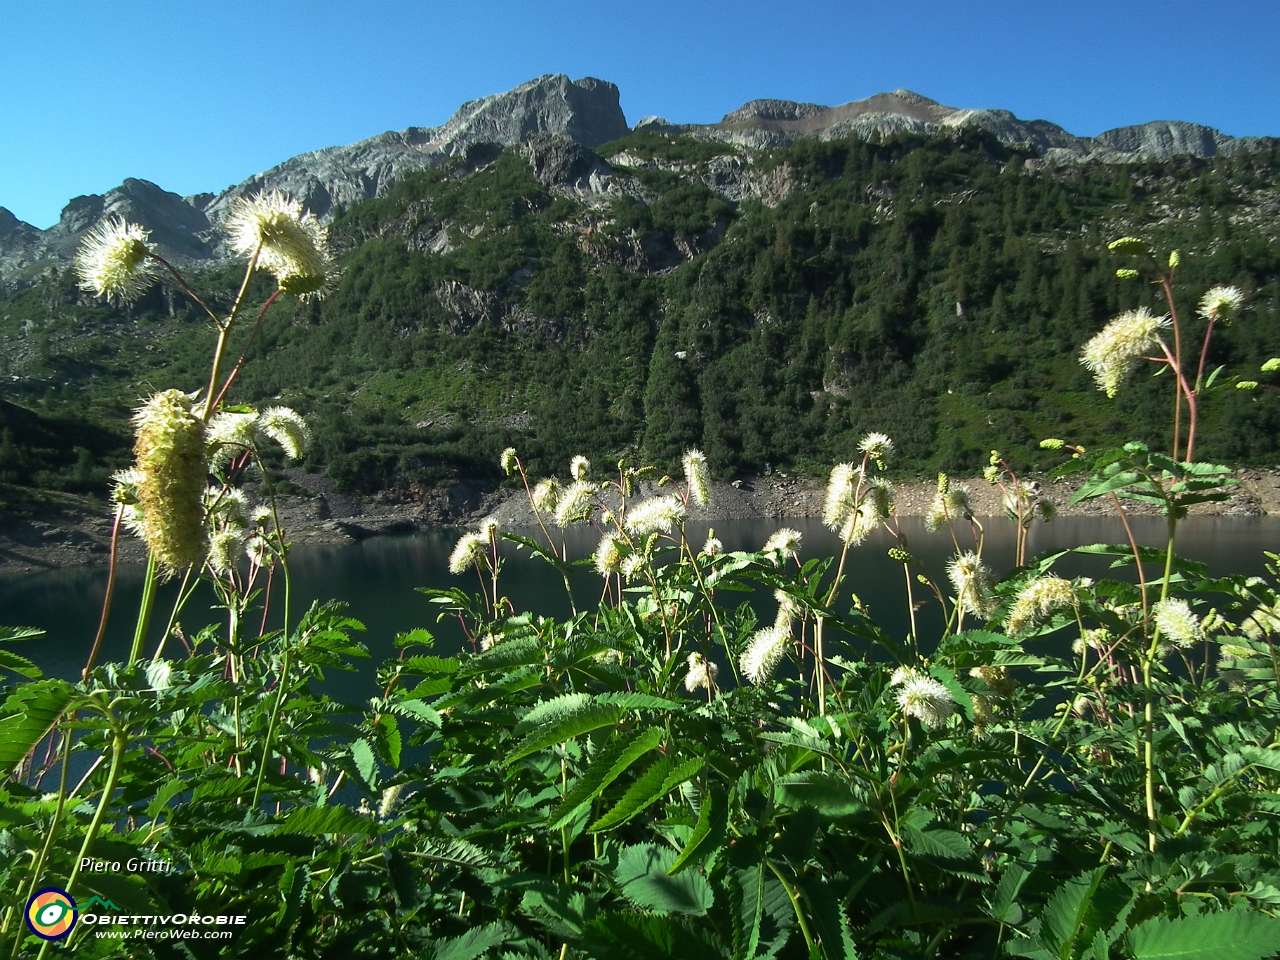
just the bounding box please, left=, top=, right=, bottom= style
left=81, top=856, right=175, bottom=875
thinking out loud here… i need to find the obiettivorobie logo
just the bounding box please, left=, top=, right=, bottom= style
left=25, top=887, right=77, bottom=940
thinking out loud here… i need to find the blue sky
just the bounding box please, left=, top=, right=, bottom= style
left=3, top=0, right=1277, bottom=228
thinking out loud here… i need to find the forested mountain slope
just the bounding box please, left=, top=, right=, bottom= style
left=2, top=127, right=1279, bottom=498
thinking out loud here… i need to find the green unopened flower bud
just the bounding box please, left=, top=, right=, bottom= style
left=1238, top=381, right=1259, bottom=390
left=1108, top=236, right=1151, bottom=256
left=1040, top=438, right=1065, bottom=450
left=983, top=466, right=999, bottom=483
left=500, top=447, right=517, bottom=475
left=1261, top=358, right=1280, bottom=373
left=132, top=390, right=208, bottom=574
left=888, top=547, right=913, bottom=563
left=1115, top=268, right=1140, bottom=280
left=936, top=472, right=949, bottom=495
left=1167, top=250, right=1180, bottom=269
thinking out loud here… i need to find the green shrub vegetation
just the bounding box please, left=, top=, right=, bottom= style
left=0, top=209, right=1278, bottom=957
left=2, top=130, right=1280, bottom=498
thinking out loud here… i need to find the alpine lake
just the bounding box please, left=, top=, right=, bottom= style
left=4, top=515, right=1279, bottom=695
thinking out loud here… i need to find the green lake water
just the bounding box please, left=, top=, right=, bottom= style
left=3, top=516, right=1278, bottom=688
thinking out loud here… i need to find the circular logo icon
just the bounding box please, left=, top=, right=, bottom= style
left=26, top=887, right=77, bottom=940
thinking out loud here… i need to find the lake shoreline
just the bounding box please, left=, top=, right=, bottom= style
left=3, top=465, right=1279, bottom=577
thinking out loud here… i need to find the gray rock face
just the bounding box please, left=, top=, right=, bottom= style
left=1093, top=120, right=1252, bottom=159
left=41, top=178, right=213, bottom=260
left=0, top=208, right=40, bottom=256
left=202, top=74, right=628, bottom=225
left=521, top=134, right=628, bottom=199
left=681, top=89, right=1268, bottom=165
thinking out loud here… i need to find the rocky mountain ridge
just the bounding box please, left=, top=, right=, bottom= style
left=1, top=75, right=1269, bottom=283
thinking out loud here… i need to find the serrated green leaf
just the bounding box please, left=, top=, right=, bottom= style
left=430, top=921, right=511, bottom=960
left=1128, top=910, right=1280, bottom=960
left=549, top=727, right=663, bottom=829
left=505, top=703, right=624, bottom=765
left=277, top=805, right=373, bottom=835
left=1239, top=745, right=1280, bottom=774
left=583, top=912, right=730, bottom=960
left=351, top=737, right=378, bottom=790
left=803, top=874, right=859, bottom=960
left=1041, top=868, right=1107, bottom=959
left=669, top=784, right=726, bottom=874
left=614, top=843, right=713, bottom=915
left=394, top=628, right=435, bottom=649
left=900, top=825, right=973, bottom=861
left=372, top=714, right=401, bottom=768
left=0, top=649, right=41, bottom=679
left=0, top=626, right=44, bottom=643
left=590, top=756, right=704, bottom=832
left=392, top=698, right=442, bottom=728
left=412, top=837, right=498, bottom=870
left=987, top=863, right=1029, bottom=926
left=0, top=679, right=75, bottom=771
left=773, top=772, right=866, bottom=818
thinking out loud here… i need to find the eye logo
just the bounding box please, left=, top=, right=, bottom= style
left=25, top=888, right=77, bottom=940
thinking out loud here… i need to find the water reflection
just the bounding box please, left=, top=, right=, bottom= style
left=3, top=517, right=1277, bottom=685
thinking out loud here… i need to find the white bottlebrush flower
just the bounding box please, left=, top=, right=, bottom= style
left=858, top=432, right=894, bottom=467
left=1072, top=628, right=1111, bottom=656
left=822, top=463, right=858, bottom=530
left=1197, top=285, right=1245, bottom=324
left=554, top=480, right=596, bottom=526
left=762, top=527, right=802, bottom=559
left=207, top=525, right=246, bottom=574
left=839, top=496, right=882, bottom=546
left=1080, top=307, right=1170, bottom=398
left=619, top=553, right=647, bottom=582
left=378, top=782, right=408, bottom=819
left=74, top=218, right=159, bottom=304
left=968, top=665, right=1015, bottom=697
left=256, top=407, right=310, bottom=460
left=866, top=477, right=894, bottom=518
left=701, top=535, right=723, bottom=556
left=500, top=447, right=517, bottom=475
left=896, top=674, right=955, bottom=726
left=624, top=495, right=685, bottom=536
left=226, top=191, right=333, bottom=297
left=207, top=486, right=251, bottom=527
left=132, top=389, right=208, bottom=574
left=926, top=482, right=973, bottom=532
left=682, top=448, right=710, bottom=507
left=245, top=531, right=272, bottom=566
left=1006, top=575, right=1077, bottom=634
left=448, top=529, right=489, bottom=575
left=684, top=653, right=719, bottom=692
left=594, top=534, right=622, bottom=576
left=110, top=467, right=144, bottom=506
left=1152, top=598, right=1201, bottom=649
left=207, top=411, right=259, bottom=467
left=1242, top=600, right=1280, bottom=639
left=889, top=665, right=921, bottom=687
left=531, top=478, right=560, bottom=514
left=740, top=624, right=790, bottom=686
left=569, top=455, right=590, bottom=481
left=948, top=551, right=995, bottom=617
left=773, top=589, right=800, bottom=627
